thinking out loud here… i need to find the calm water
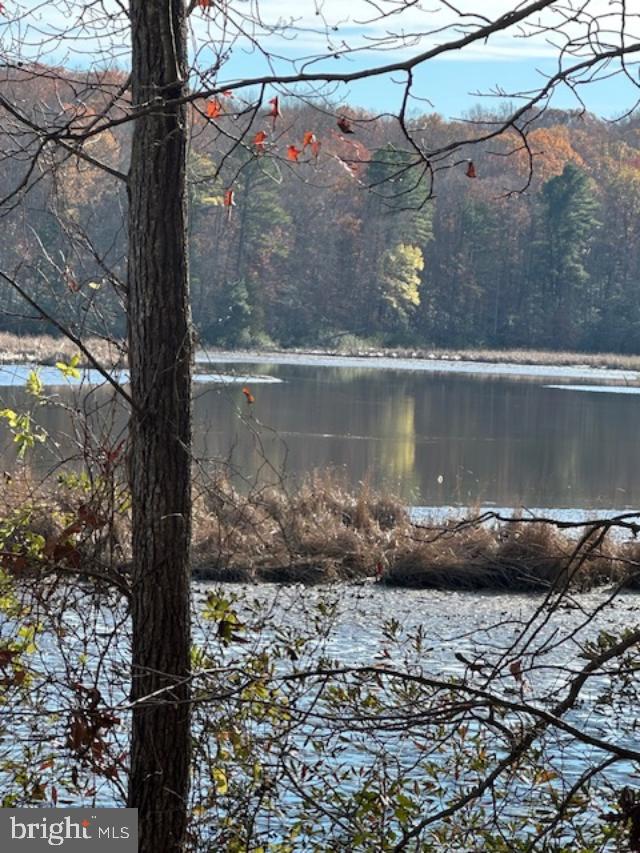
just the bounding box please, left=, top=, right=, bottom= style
left=2, top=354, right=640, bottom=509
left=3, top=355, right=640, bottom=830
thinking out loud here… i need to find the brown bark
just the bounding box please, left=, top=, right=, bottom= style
left=126, top=1, right=192, bottom=850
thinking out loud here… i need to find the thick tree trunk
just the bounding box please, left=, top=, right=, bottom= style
left=126, top=1, right=192, bottom=850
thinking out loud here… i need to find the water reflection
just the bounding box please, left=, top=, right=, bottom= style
left=2, top=359, right=640, bottom=509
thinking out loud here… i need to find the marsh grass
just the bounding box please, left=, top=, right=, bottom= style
left=366, top=347, right=640, bottom=372
left=190, top=472, right=631, bottom=591
left=7, top=333, right=640, bottom=374
left=2, top=468, right=637, bottom=591
left=264, top=342, right=640, bottom=372
left=0, top=332, right=122, bottom=367
left=383, top=520, right=617, bottom=591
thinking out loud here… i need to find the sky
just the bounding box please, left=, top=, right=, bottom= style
left=4, top=0, right=639, bottom=120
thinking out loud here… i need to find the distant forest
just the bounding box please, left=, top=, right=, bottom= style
left=2, top=69, right=640, bottom=353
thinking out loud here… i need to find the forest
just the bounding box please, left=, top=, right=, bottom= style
left=3, top=2, right=640, bottom=846
left=2, top=67, right=640, bottom=354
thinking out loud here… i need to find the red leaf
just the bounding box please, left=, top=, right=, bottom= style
left=206, top=99, right=222, bottom=119
left=54, top=543, right=82, bottom=568
left=1, top=553, right=27, bottom=572
left=103, top=438, right=125, bottom=467
left=242, top=387, right=255, bottom=405
left=64, top=267, right=79, bottom=292
left=198, top=0, right=213, bottom=9
left=253, top=130, right=267, bottom=151
left=223, top=189, right=235, bottom=207
left=466, top=160, right=477, bottom=178
left=509, top=659, right=523, bottom=682
left=78, top=504, right=104, bottom=530
left=0, top=648, right=18, bottom=668
left=337, top=116, right=354, bottom=134
left=267, top=96, right=282, bottom=127
left=287, top=145, right=301, bottom=162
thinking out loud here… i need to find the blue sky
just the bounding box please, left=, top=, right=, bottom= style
left=6, top=0, right=639, bottom=121
left=201, top=0, right=640, bottom=120
left=349, top=57, right=639, bottom=120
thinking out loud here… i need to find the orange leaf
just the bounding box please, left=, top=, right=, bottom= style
left=253, top=130, right=267, bottom=151
left=466, top=160, right=477, bottom=179
left=302, top=131, right=317, bottom=148
left=206, top=99, right=222, bottom=119
left=242, top=387, right=255, bottom=405
left=287, top=145, right=301, bottom=162
left=198, top=0, right=213, bottom=8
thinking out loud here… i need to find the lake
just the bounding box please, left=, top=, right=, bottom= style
left=2, top=352, right=639, bottom=842
left=2, top=352, right=639, bottom=511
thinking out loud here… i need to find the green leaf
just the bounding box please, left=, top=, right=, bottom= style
left=25, top=370, right=44, bottom=398
left=212, top=767, right=228, bottom=795
left=55, top=355, right=81, bottom=380
left=0, top=408, right=18, bottom=428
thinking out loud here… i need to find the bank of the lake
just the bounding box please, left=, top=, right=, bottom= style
left=4, top=342, right=640, bottom=589
left=4, top=332, right=640, bottom=375
left=3, top=471, right=640, bottom=593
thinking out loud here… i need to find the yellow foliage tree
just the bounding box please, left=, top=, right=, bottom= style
left=380, top=243, right=424, bottom=325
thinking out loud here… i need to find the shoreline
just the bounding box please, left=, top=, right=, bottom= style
left=199, top=343, right=640, bottom=375
left=3, top=471, right=639, bottom=593
left=3, top=332, right=640, bottom=375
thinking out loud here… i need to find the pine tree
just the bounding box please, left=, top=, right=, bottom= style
left=533, top=163, right=599, bottom=347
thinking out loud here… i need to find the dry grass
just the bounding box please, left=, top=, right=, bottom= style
left=190, top=473, right=628, bottom=591
left=383, top=520, right=616, bottom=591
left=265, top=343, right=640, bottom=372
left=384, top=347, right=640, bottom=371
left=191, top=472, right=408, bottom=584
left=9, top=334, right=638, bottom=373
left=0, top=468, right=635, bottom=592
left=0, top=332, right=124, bottom=367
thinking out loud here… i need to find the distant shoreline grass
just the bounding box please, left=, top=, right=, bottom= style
left=0, top=332, right=123, bottom=368
left=3, top=332, right=640, bottom=373
left=238, top=344, right=640, bottom=373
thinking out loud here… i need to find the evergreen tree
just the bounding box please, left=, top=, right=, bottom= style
left=533, top=163, right=599, bottom=347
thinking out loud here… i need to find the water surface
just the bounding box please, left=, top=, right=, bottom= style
left=1, top=354, right=639, bottom=510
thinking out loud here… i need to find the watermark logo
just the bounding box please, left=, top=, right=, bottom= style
left=1, top=809, right=137, bottom=851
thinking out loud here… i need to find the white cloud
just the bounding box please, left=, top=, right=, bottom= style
left=2, top=0, right=633, bottom=72
left=238, top=0, right=626, bottom=62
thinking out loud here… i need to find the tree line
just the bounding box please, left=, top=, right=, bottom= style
left=1, top=71, right=639, bottom=354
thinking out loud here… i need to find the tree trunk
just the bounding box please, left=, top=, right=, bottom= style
left=126, top=1, right=192, bottom=850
